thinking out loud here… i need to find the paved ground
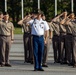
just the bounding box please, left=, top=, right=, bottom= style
left=0, top=34, right=76, bottom=75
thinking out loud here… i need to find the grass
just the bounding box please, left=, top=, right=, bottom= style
left=14, top=27, right=23, bottom=34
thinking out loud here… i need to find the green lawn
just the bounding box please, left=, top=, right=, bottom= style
left=14, top=27, right=23, bottom=34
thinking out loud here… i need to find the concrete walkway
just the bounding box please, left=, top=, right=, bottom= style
left=0, top=34, right=76, bottom=75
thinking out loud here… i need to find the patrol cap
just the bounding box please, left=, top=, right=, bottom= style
left=32, top=10, right=44, bottom=15
left=37, top=11, right=44, bottom=15
left=0, top=11, right=3, bottom=15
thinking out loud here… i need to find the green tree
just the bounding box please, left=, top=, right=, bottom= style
left=0, top=0, right=75, bottom=26
left=0, top=0, right=5, bottom=12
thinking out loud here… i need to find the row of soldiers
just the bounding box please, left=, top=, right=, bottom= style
left=18, top=11, right=76, bottom=68
left=49, top=11, right=76, bottom=67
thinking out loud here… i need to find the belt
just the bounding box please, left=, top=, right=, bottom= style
left=60, top=33, right=66, bottom=35
left=0, top=35, right=10, bottom=37
left=24, top=32, right=30, bottom=34
left=73, top=35, right=76, bottom=37
left=33, top=35, right=43, bottom=37
left=67, top=33, right=72, bottom=35
left=53, top=35, right=59, bottom=36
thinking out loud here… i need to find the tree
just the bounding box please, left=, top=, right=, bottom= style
left=0, top=0, right=5, bottom=12
left=40, top=0, right=55, bottom=20
left=0, top=0, right=74, bottom=27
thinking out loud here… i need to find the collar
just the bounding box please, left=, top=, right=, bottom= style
left=36, top=18, right=43, bottom=22
left=5, top=21, right=9, bottom=23
left=3, top=20, right=9, bottom=23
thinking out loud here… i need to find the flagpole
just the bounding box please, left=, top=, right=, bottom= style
left=21, top=0, right=24, bottom=32
left=55, top=0, right=57, bottom=16
left=38, top=0, right=40, bottom=12
left=21, top=0, right=24, bottom=19
left=71, top=0, right=74, bottom=12
left=5, top=0, right=7, bottom=12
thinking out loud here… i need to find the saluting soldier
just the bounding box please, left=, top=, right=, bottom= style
left=49, top=13, right=64, bottom=63
left=27, top=11, right=49, bottom=71
left=59, top=11, right=68, bottom=64
left=49, top=16, right=60, bottom=63
left=0, top=12, right=14, bottom=67
left=63, top=13, right=74, bottom=66
left=18, top=13, right=33, bottom=63
left=72, top=19, right=76, bottom=68
left=65, top=13, right=76, bottom=67
left=41, top=14, right=50, bottom=67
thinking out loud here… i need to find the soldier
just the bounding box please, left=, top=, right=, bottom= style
left=0, top=12, right=14, bottom=67
left=49, top=13, right=64, bottom=63
left=65, top=13, right=76, bottom=67
left=62, top=13, right=74, bottom=66
left=41, top=14, right=50, bottom=67
left=50, top=16, right=60, bottom=63
left=72, top=20, right=76, bottom=67
left=27, top=11, right=49, bottom=71
left=0, top=11, right=4, bottom=66
left=18, top=13, right=33, bottom=63
left=59, top=11, right=68, bottom=64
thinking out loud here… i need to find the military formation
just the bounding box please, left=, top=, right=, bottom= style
left=50, top=11, right=76, bottom=68
left=0, top=10, right=76, bottom=71
left=18, top=10, right=76, bottom=71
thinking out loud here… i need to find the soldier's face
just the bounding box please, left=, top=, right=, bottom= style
left=71, top=13, right=75, bottom=19
left=63, top=12, right=67, bottom=17
left=4, top=14, right=9, bottom=21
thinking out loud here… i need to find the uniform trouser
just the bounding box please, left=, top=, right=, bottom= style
left=42, top=38, right=51, bottom=65
left=65, top=34, right=73, bottom=63
left=73, top=37, right=76, bottom=65
left=0, top=36, right=11, bottom=64
left=52, top=35, right=60, bottom=62
left=33, top=35, right=44, bottom=69
left=60, top=34, right=67, bottom=62
left=29, top=36, right=33, bottom=62
left=23, top=33, right=33, bottom=62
